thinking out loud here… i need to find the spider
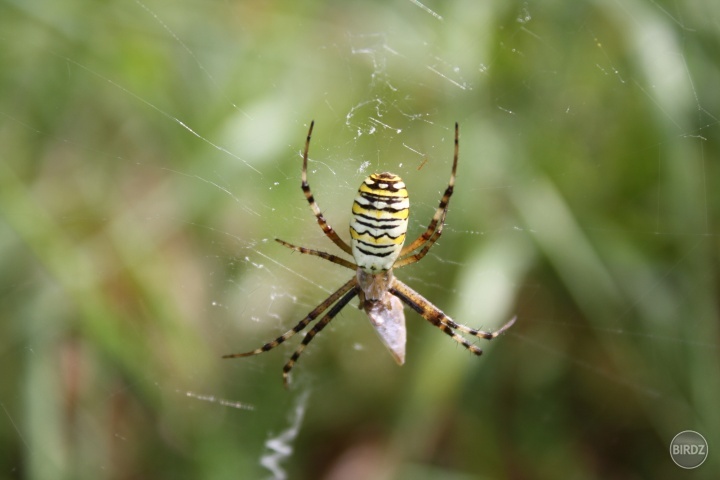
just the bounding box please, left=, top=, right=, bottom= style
left=224, top=121, right=516, bottom=386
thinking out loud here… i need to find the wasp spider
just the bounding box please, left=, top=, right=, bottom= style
left=224, top=121, right=516, bottom=386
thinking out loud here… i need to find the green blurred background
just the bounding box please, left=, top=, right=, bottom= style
left=1, top=0, right=719, bottom=479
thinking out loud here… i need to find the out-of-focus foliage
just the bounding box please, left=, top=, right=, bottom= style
left=1, top=0, right=718, bottom=479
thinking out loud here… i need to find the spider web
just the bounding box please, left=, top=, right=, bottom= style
left=1, top=0, right=719, bottom=478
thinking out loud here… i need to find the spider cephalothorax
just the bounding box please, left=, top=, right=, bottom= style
left=223, top=121, right=515, bottom=386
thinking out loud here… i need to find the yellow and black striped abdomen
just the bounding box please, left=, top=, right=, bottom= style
left=350, top=172, right=409, bottom=272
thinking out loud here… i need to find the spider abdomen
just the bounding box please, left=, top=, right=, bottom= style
left=350, top=172, right=409, bottom=272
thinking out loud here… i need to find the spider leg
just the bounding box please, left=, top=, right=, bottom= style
left=301, top=121, right=353, bottom=255
left=282, top=286, right=358, bottom=387
left=222, top=278, right=357, bottom=359
left=398, top=122, right=459, bottom=258
left=392, top=207, right=447, bottom=268
left=390, top=279, right=515, bottom=355
left=275, top=238, right=357, bottom=270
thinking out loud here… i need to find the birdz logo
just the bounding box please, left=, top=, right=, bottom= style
left=669, top=430, right=708, bottom=469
